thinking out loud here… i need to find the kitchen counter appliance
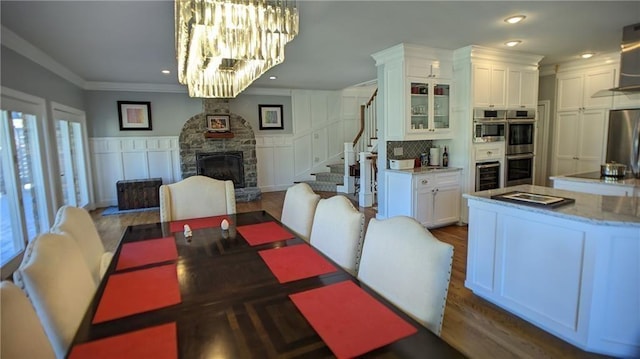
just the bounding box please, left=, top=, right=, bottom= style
left=473, top=108, right=506, bottom=143
left=506, top=109, right=535, bottom=155
left=475, top=161, right=500, bottom=191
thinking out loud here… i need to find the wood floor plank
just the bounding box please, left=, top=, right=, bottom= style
left=91, top=191, right=611, bottom=359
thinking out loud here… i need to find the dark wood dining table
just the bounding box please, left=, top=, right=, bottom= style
left=69, top=210, right=465, bottom=358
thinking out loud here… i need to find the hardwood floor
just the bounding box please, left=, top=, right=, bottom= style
left=91, top=192, right=610, bottom=359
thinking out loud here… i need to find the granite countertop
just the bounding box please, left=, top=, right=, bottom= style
left=386, top=166, right=462, bottom=175
left=550, top=172, right=640, bottom=188
left=464, top=185, right=640, bottom=227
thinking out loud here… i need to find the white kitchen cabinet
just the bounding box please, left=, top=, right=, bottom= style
left=556, top=66, right=615, bottom=111
left=552, top=109, right=608, bottom=176
left=385, top=169, right=461, bottom=228
left=507, top=68, right=538, bottom=109
left=473, top=62, right=507, bottom=108
left=408, top=77, right=452, bottom=137
left=373, top=44, right=454, bottom=141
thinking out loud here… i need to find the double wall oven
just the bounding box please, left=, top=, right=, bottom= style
left=505, top=109, right=535, bottom=186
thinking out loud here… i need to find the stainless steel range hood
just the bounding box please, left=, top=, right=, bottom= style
left=594, top=22, right=640, bottom=97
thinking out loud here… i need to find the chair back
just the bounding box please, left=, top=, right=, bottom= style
left=281, top=183, right=321, bottom=242
left=13, top=233, right=96, bottom=359
left=309, top=195, right=364, bottom=274
left=1, top=281, right=56, bottom=359
left=159, top=175, right=236, bottom=222
left=51, top=205, right=112, bottom=284
left=357, top=216, right=454, bottom=336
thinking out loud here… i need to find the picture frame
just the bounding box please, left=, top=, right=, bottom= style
left=258, top=104, right=284, bottom=130
left=118, top=101, right=152, bottom=131
left=206, top=114, right=230, bottom=132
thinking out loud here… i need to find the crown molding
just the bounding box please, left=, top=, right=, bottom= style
left=84, top=81, right=188, bottom=93
left=1, top=25, right=86, bottom=88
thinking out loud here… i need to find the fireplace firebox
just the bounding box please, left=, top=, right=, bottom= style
left=196, top=151, right=245, bottom=188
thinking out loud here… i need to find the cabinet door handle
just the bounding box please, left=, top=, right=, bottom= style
left=487, top=151, right=492, bottom=155
left=421, top=179, right=428, bottom=185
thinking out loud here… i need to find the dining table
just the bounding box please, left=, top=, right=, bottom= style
left=67, top=210, right=465, bottom=358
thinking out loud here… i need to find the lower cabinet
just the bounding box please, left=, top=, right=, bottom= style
left=385, top=169, right=461, bottom=228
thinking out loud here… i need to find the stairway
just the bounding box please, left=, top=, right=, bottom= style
left=299, top=163, right=344, bottom=192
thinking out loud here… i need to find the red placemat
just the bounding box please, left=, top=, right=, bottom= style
left=93, top=264, right=181, bottom=323
left=258, top=244, right=338, bottom=283
left=168, top=215, right=232, bottom=232
left=116, top=237, right=178, bottom=271
left=68, top=322, right=177, bottom=359
left=237, top=221, right=295, bottom=246
left=290, top=281, right=417, bottom=359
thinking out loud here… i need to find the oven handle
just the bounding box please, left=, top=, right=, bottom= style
left=474, top=119, right=507, bottom=124
left=507, top=119, right=535, bottom=124
left=506, top=153, right=534, bottom=160
left=476, top=162, right=500, bottom=169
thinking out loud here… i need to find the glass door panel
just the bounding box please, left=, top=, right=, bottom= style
left=55, top=119, right=89, bottom=207
left=410, top=82, right=429, bottom=130
left=433, top=83, right=450, bottom=129
left=1, top=109, right=46, bottom=269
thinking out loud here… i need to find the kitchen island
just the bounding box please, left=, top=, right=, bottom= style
left=463, top=185, right=639, bottom=357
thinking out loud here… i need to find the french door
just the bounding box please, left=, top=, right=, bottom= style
left=53, top=103, right=92, bottom=208
left=1, top=88, right=51, bottom=275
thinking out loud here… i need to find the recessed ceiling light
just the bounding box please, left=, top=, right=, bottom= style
left=504, top=15, right=526, bottom=24
left=580, top=52, right=595, bottom=59
left=269, top=76, right=277, bottom=80
left=505, top=40, right=522, bottom=47
left=161, top=70, right=171, bottom=74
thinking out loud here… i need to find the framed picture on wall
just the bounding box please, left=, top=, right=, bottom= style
left=118, top=101, right=152, bottom=130
left=258, top=104, right=284, bottom=130
left=206, top=114, right=230, bottom=132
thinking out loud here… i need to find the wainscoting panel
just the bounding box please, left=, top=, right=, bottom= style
left=255, top=136, right=295, bottom=191
left=90, top=136, right=179, bottom=207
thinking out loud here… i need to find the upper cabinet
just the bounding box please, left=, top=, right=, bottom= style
left=472, top=62, right=507, bottom=108
left=557, top=65, right=615, bottom=111
left=372, top=44, right=454, bottom=141
left=507, top=68, right=539, bottom=108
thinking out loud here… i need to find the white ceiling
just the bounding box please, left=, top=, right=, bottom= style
left=2, top=1, right=639, bottom=93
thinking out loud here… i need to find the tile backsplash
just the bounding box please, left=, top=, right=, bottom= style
left=386, top=140, right=433, bottom=160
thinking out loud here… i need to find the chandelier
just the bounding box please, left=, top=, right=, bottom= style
left=175, top=0, right=299, bottom=98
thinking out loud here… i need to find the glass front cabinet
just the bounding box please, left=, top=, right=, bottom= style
left=408, top=77, right=451, bottom=138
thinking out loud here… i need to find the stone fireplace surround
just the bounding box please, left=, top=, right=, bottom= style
left=179, top=99, right=261, bottom=202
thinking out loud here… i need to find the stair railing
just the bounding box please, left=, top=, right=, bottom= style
left=353, top=88, right=378, bottom=154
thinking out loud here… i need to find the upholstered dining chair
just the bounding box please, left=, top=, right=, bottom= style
left=309, top=195, right=364, bottom=275
left=159, top=175, right=236, bottom=222
left=1, top=281, right=56, bottom=359
left=357, top=216, right=454, bottom=336
left=280, top=183, right=321, bottom=242
left=51, top=205, right=113, bottom=284
left=13, top=233, right=96, bottom=359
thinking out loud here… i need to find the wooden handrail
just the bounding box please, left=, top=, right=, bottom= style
left=352, top=88, right=378, bottom=147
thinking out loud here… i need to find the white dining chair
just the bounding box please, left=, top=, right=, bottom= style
left=309, top=195, right=364, bottom=275
left=159, top=175, right=236, bottom=222
left=51, top=205, right=113, bottom=284
left=13, top=233, right=97, bottom=359
left=280, top=183, right=321, bottom=242
left=1, top=281, right=56, bottom=359
left=357, top=216, right=454, bottom=336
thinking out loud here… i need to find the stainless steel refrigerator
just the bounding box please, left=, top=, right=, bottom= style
left=606, top=108, right=640, bottom=177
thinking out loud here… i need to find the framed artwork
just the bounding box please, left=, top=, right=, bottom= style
left=258, top=104, right=284, bottom=130
left=207, top=114, right=230, bottom=132
left=118, top=101, right=152, bottom=130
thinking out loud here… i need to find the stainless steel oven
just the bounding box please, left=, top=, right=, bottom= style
left=506, top=109, right=535, bottom=155
left=505, top=153, right=534, bottom=186
left=473, top=108, right=506, bottom=143
left=475, top=161, right=500, bottom=191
